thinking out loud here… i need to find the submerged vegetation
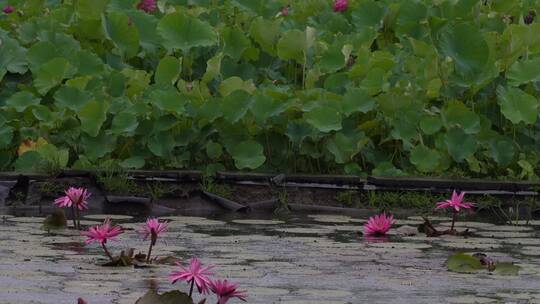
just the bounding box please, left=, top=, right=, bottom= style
left=1, top=0, right=540, bottom=180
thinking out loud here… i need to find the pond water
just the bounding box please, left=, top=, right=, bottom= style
left=1, top=211, right=540, bottom=304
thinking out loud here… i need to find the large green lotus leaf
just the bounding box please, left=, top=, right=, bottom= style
left=341, top=88, right=376, bottom=116
left=14, top=151, right=44, bottom=172
left=78, top=100, right=109, bottom=137
left=75, top=0, right=108, bottom=20
left=37, top=144, right=69, bottom=168
left=122, top=69, right=151, bottom=97
left=360, top=68, right=387, bottom=95
left=249, top=17, right=281, bottom=55
left=250, top=94, right=289, bottom=123
left=372, top=161, right=405, bottom=177
left=26, top=41, right=58, bottom=72
left=219, top=77, right=256, bottom=96
left=221, top=27, right=251, bottom=60
left=391, top=118, right=417, bottom=142
left=74, top=50, right=105, bottom=76
left=507, top=57, right=540, bottom=86
left=326, top=132, right=366, bottom=164
left=0, top=32, right=27, bottom=80
left=197, top=99, right=223, bottom=124
left=304, top=106, right=342, bottom=132
left=155, top=56, right=182, bottom=86
left=419, top=115, right=442, bottom=135
left=410, top=145, right=441, bottom=173
left=54, top=86, right=91, bottom=111
left=205, top=141, right=223, bottom=159
left=319, top=44, right=346, bottom=73
left=127, top=10, right=161, bottom=52
left=496, top=86, right=539, bottom=125
left=230, top=140, right=266, bottom=170
left=0, top=126, right=14, bottom=148
left=202, top=53, right=223, bottom=84
left=221, top=90, right=252, bottom=123
left=6, top=92, right=40, bottom=112
left=111, top=112, right=139, bottom=135
left=442, top=101, right=480, bottom=134
left=445, top=128, right=477, bottom=162
left=135, top=290, right=193, bottom=304
left=32, top=105, right=55, bottom=123
left=446, top=253, right=483, bottom=274
left=150, top=88, right=185, bottom=114
left=351, top=0, right=386, bottom=29
left=33, top=58, right=76, bottom=95
left=120, top=156, right=145, bottom=170
left=103, top=12, right=140, bottom=59
left=148, top=132, right=175, bottom=157
left=395, top=1, right=428, bottom=39
left=489, top=136, right=515, bottom=167
left=157, top=12, right=217, bottom=51
left=438, top=23, right=489, bottom=78
left=277, top=29, right=307, bottom=63
left=286, top=121, right=314, bottom=147
left=0, top=150, right=12, bottom=170
left=80, top=132, right=117, bottom=161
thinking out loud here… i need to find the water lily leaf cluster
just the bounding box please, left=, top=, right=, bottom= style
left=1, top=0, right=540, bottom=179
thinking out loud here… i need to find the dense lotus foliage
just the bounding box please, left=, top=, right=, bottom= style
left=1, top=0, right=540, bottom=179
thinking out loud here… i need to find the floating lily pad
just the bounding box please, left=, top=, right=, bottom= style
left=297, top=289, right=353, bottom=297
left=83, top=214, right=134, bottom=220
left=446, top=295, right=499, bottom=304
left=232, top=219, right=285, bottom=225
left=446, top=253, right=483, bottom=273
left=482, top=225, right=533, bottom=232
left=493, top=262, right=521, bottom=276
left=275, top=227, right=334, bottom=234
left=476, top=231, right=534, bottom=238
left=7, top=217, right=45, bottom=223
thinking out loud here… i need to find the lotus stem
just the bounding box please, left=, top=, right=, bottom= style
left=75, top=207, right=81, bottom=230
left=189, top=278, right=195, bottom=297
left=145, top=243, right=153, bottom=264
left=71, top=205, right=77, bottom=230
left=101, top=243, right=114, bottom=262
left=451, top=210, right=457, bottom=231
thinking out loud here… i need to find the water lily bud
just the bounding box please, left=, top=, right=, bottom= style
left=3, top=4, right=14, bottom=14
left=333, top=0, right=348, bottom=13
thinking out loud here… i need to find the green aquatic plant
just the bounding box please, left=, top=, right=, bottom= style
left=0, top=1, right=540, bottom=180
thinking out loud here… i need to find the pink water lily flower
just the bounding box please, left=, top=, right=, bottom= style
left=209, top=279, right=247, bottom=304
left=137, top=0, right=157, bottom=13
left=77, top=298, right=87, bottom=304
left=3, top=4, right=13, bottom=14
left=140, top=218, right=168, bottom=263
left=54, top=187, right=91, bottom=210
left=436, top=190, right=474, bottom=212
left=333, top=0, right=348, bottom=12
left=81, top=218, right=123, bottom=261
left=141, top=218, right=168, bottom=241
left=169, top=258, right=214, bottom=296
left=81, top=218, right=123, bottom=245
left=363, top=213, right=394, bottom=236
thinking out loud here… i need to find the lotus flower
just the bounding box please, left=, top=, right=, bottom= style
left=436, top=190, right=474, bottom=230
left=54, top=187, right=91, bottom=230
left=169, top=258, right=214, bottom=296
left=137, top=0, right=157, bottom=13
left=280, top=6, right=289, bottom=16
left=140, top=218, right=168, bottom=262
left=2, top=4, right=13, bottom=14
left=54, top=187, right=91, bottom=210
left=363, top=213, right=394, bottom=236
left=436, top=191, right=474, bottom=212
left=209, top=279, right=247, bottom=304
left=333, top=0, right=348, bottom=12
left=81, top=219, right=123, bottom=261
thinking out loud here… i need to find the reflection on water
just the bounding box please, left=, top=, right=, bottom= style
left=0, top=210, right=539, bottom=304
